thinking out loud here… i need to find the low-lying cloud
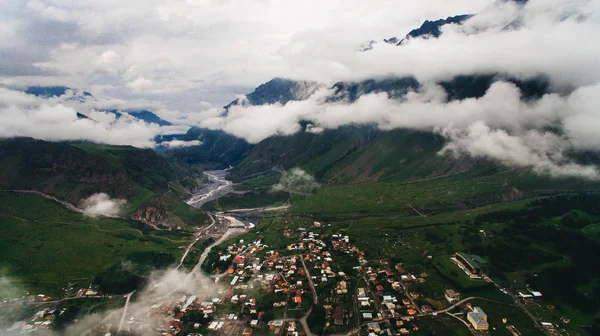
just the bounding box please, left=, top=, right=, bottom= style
left=0, top=88, right=193, bottom=148
left=64, top=268, right=219, bottom=336
left=202, top=81, right=600, bottom=180
left=157, top=139, right=203, bottom=148
left=273, top=168, right=320, bottom=195
left=0, top=267, right=220, bottom=335
left=81, top=193, right=126, bottom=217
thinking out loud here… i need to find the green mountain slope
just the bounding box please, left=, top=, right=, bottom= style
left=0, top=138, right=208, bottom=229
left=0, top=192, right=184, bottom=294
left=226, top=125, right=600, bottom=217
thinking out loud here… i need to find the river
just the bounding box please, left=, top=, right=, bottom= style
left=182, top=169, right=253, bottom=274
left=185, top=169, right=234, bottom=208
left=181, top=168, right=289, bottom=275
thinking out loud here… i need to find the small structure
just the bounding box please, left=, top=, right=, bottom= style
left=444, top=289, right=461, bottom=303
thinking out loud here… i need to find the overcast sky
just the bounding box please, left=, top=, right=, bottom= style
left=1, top=0, right=600, bottom=179
left=0, top=0, right=493, bottom=108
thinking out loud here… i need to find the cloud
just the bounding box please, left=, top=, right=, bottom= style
left=63, top=268, right=219, bottom=335
left=0, top=266, right=220, bottom=335
left=0, top=0, right=598, bottom=179
left=273, top=168, right=320, bottom=194
left=0, top=87, right=196, bottom=147
left=0, top=0, right=496, bottom=107
left=80, top=193, right=126, bottom=217
left=440, top=122, right=600, bottom=180
left=201, top=80, right=600, bottom=179
left=1, top=0, right=596, bottom=109
left=157, top=139, right=203, bottom=148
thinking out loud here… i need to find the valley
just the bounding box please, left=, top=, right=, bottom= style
left=3, top=160, right=598, bottom=336
left=2, top=127, right=600, bottom=336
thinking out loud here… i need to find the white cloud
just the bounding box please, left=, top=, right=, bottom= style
left=63, top=268, right=220, bottom=335
left=0, top=0, right=599, bottom=179
left=273, top=168, right=320, bottom=195
left=158, top=139, right=203, bottom=148
left=7, top=0, right=597, bottom=106
left=441, top=122, right=600, bottom=180
left=80, top=193, right=126, bottom=217
left=4, top=0, right=491, bottom=106
left=0, top=87, right=198, bottom=147
left=0, top=89, right=154, bottom=147
left=201, top=80, right=600, bottom=179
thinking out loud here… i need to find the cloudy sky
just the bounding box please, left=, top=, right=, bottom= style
left=1, top=0, right=493, bottom=107
left=1, top=0, right=599, bottom=178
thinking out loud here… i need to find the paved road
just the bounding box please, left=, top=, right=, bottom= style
left=224, top=205, right=291, bottom=213
left=117, top=291, right=135, bottom=334
left=417, top=296, right=511, bottom=317
left=2, top=190, right=84, bottom=214
left=0, top=295, right=118, bottom=307
left=445, top=312, right=476, bottom=335
left=176, top=212, right=218, bottom=269
left=480, top=273, right=545, bottom=333
left=301, top=256, right=318, bottom=304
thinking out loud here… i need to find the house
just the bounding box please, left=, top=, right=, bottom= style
left=367, top=322, right=381, bottom=333
left=336, top=281, right=348, bottom=294
left=233, top=255, right=246, bottom=267
left=444, top=289, right=460, bottom=303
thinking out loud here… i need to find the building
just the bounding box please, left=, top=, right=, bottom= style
left=454, top=252, right=488, bottom=275
left=334, top=306, right=344, bottom=325
left=336, top=281, right=348, bottom=294
left=467, top=306, right=489, bottom=331
left=444, top=289, right=461, bottom=303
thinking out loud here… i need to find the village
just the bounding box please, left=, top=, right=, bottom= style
left=119, top=221, right=532, bottom=336
left=3, top=220, right=559, bottom=336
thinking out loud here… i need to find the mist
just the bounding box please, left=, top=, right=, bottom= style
left=61, top=268, right=219, bottom=335
left=272, top=168, right=320, bottom=195
left=201, top=80, right=600, bottom=180
left=81, top=193, right=126, bottom=217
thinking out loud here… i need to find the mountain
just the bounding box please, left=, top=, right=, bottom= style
left=327, top=77, right=419, bottom=102
left=0, top=138, right=207, bottom=229
left=127, top=110, right=172, bottom=126
left=174, top=127, right=253, bottom=168
left=25, top=86, right=91, bottom=98
left=224, top=77, right=320, bottom=112
left=178, top=78, right=320, bottom=167
left=106, top=109, right=173, bottom=126
left=384, top=14, right=472, bottom=46
left=382, top=0, right=529, bottom=47
left=23, top=86, right=173, bottom=126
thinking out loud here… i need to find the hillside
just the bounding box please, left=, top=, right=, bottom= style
left=0, top=138, right=208, bottom=229
left=0, top=192, right=185, bottom=294
left=181, top=68, right=596, bottom=218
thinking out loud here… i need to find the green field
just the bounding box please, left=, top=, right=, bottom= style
left=0, top=193, right=186, bottom=295
left=471, top=300, right=544, bottom=336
